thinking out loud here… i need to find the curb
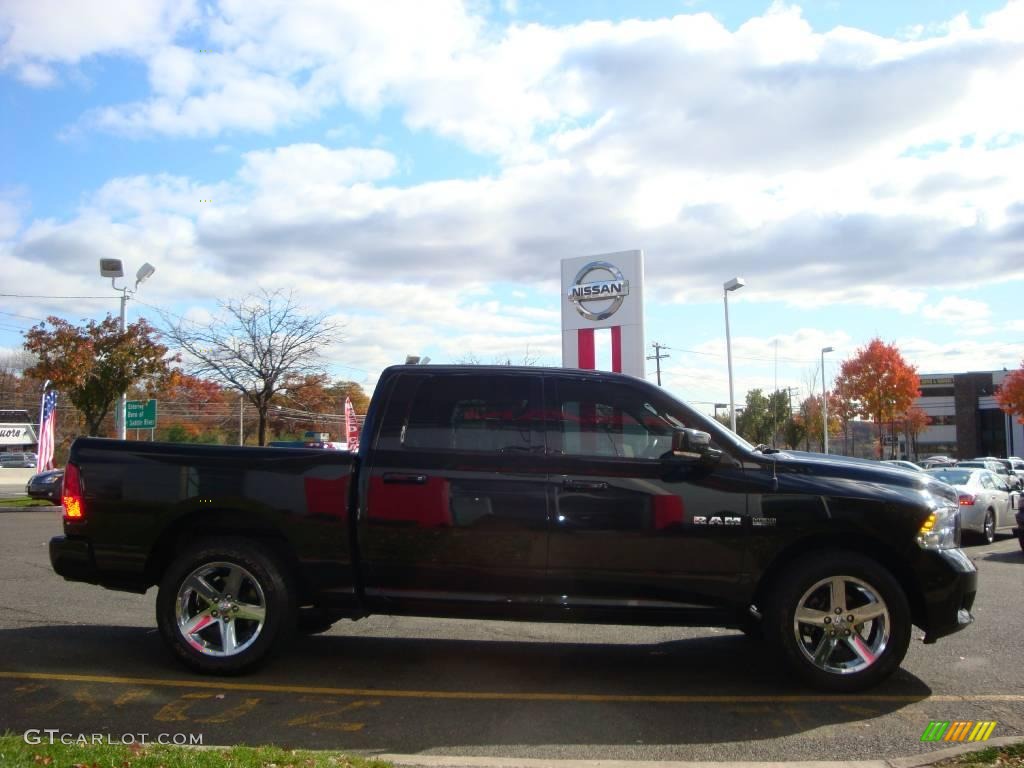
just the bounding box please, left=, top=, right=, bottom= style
left=887, top=736, right=1022, bottom=768
left=376, top=737, right=1022, bottom=768
left=0, top=504, right=60, bottom=513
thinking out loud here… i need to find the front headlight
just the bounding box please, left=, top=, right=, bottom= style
left=916, top=502, right=960, bottom=550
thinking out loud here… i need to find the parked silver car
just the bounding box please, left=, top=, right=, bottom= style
left=0, top=452, right=38, bottom=468
left=959, top=459, right=1022, bottom=491
left=925, top=467, right=1019, bottom=544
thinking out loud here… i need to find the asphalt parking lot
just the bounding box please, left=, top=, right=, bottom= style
left=1, top=508, right=1021, bottom=762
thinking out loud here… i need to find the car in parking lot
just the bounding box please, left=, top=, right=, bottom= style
left=921, top=456, right=955, bottom=469
left=959, top=459, right=1022, bottom=491
left=26, top=468, right=64, bottom=503
left=924, top=467, right=1018, bottom=544
left=882, top=460, right=924, bottom=473
left=0, top=452, right=38, bottom=468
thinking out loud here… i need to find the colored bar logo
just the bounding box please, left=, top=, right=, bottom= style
left=921, top=721, right=997, bottom=742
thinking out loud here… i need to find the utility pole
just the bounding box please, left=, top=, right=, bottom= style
left=786, top=386, right=800, bottom=415
left=646, top=342, right=670, bottom=386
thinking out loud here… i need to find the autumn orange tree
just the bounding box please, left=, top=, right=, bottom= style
left=831, top=376, right=860, bottom=456
left=837, top=338, right=920, bottom=457
left=997, top=362, right=1024, bottom=424
left=902, top=406, right=930, bottom=460
left=24, top=315, right=174, bottom=436
left=801, top=393, right=842, bottom=452
left=147, top=371, right=232, bottom=442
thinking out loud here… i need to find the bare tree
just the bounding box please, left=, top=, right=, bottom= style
left=456, top=345, right=539, bottom=366
left=161, top=290, right=343, bottom=445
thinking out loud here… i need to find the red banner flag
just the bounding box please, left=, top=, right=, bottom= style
left=344, top=397, right=360, bottom=452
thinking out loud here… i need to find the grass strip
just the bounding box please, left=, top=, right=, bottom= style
left=935, top=740, right=1024, bottom=768
left=0, top=733, right=392, bottom=768
left=0, top=497, right=54, bottom=507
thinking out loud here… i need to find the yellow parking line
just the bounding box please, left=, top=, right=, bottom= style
left=2, top=671, right=1024, bottom=704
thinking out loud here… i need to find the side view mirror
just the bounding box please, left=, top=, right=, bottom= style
left=668, top=428, right=721, bottom=463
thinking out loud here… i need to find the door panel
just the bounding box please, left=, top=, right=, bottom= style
left=544, top=375, right=749, bottom=610
left=359, top=373, right=550, bottom=606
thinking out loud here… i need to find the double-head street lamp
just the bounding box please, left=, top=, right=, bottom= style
left=821, top=345, right=834, bottom=454
left=723, top=277, right=745, bottom=432
left=99, top=259, right=156, bottom=440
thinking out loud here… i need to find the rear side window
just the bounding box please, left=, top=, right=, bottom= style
left=393, top=374, right=543, bottom=454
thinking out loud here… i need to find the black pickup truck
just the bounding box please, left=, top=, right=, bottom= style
left=50, top=365, right=977, bottom=691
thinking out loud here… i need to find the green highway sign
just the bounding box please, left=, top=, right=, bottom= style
left=126, top=399, right=157, bottom=429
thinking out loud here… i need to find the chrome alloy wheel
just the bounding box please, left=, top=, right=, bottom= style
left=793, top=575, right=890, bottom=675
left=175, top=561, right=266, bottom=657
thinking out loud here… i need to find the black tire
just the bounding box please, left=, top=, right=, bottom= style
left=982, top=510, right=996, bottom=545
left=737, top=612, right=764, bottom=641
left=156, top=538, right=296, bottom=674
left=296, top=606, right=345, bottom=635
left=764, top=551, right=911, bottom=693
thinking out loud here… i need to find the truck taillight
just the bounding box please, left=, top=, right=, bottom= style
left=63, top=462, right=84, bottom=521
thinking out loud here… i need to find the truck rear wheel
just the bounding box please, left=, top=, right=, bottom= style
left=156, top=538, right=296, bottom=674
left=764, top=551, right=911, bottom=692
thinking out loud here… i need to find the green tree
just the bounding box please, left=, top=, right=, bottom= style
left=24, top=315, right=173, bottom=437
left=737, top=389, right=773, bottom=445
left=782, top=414, right=807, bottom=450
left=328, top=380, right=370, bottom=413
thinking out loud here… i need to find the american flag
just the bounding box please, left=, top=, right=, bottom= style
left=37, top=390, right=57, bottom=473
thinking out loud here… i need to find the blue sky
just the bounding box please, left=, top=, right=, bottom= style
left=2, top=0, right=1023, bottom=411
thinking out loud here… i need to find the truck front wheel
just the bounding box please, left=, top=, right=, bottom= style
left=156, top=538, right=296, bottom=674
left=764, top=551, right=911, bottom=692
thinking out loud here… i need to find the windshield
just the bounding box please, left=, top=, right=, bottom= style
left=636, top=381, right=756, bottom=454
left=926, top=468, right=973, bottom=486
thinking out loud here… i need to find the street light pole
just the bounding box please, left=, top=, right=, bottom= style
left=821, top=346, right=834, bottom=454
left=98, top=259, right=156, bottom=440
left=723, top=277, right=745, bottom=433
left=117, top=288, right=127, bottom=439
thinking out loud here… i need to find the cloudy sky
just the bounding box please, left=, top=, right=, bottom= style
left=2, top=0, right=1023, bottom=412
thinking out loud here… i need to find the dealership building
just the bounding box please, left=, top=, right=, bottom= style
left=912, top=371, right=1023, bottom=459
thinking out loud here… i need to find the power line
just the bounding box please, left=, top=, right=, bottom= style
left=0, top=310, right=45, bottom=323
left=0, top=293, right=117, bottom=299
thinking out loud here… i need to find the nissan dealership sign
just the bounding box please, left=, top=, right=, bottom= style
left=567, top=261, right=630, bottom=321
left=561, top=250, right=645, bottom=378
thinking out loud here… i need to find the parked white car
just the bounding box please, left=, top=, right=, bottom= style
left=925, top=467, right=1019, bottom=544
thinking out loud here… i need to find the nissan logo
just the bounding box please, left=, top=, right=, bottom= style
left=567, top=261, right=630, bottom=321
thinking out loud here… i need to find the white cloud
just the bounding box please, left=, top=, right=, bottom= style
left=4, top=3, right=1024, bottom=391
left=239, top=144, right=397, bottom=189
left=922, top=296, right=992, bottom=327
left=0, top=0, right=197, bottom=84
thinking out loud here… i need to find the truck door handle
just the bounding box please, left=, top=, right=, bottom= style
left=382, top=473, right=428, bottom=485
left=562, top=479, right=609, bottom=491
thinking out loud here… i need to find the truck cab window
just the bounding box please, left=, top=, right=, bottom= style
left=550, top=378, right=695, bottom=460
left=401, top=374, right=543, bottom=453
